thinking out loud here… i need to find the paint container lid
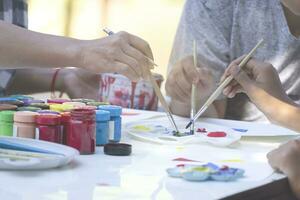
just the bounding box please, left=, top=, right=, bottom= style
left=86, top=102, right=109, bottom=106
left=60, top=112, right=71, bottom=123
left=50, top=104, right=73, bottom=112
left=98, top=105, right=122, bottom=117
left=0, top=111, right=16, bottom=122
left=96, top=110, right=110, bottom=121
left=36, top=114, right=61, bottom=125
left=14, top=111, right=38, bottom=123
left=17, top=106, right=42, bottom=112
left=71, top=98, right=95, bottom=103
left=37, top=110, right=60, bottom=115
left=47, top=99, right=71, bottom=104
left=104, top=143, right=132, bottom=156
left=0, top=98, right=24, bottom=106
left=63, top=102, right=86, bottom=108
left=78, top=105, right=97, bottom=110
left=0, top=104, right=18, bottom=111
left=23, top=99, right=45, bottom=106
left=29, top=103, right=50, bottom=110
left=9, top=95, right=34, bottom=101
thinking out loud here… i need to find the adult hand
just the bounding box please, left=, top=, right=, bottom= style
left=165, top=56, right=216, bottom=103
left=76, top=31, right=154, bottom=81
left=221, top=57, right=285, bottom=99
left=267, top=139, right=300, bottom=198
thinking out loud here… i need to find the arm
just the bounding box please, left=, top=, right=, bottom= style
left=0, top=20, right=153, bottom=81
left=223, top=57, right=300, bottom=132
left=6, top=68, right=100, bottom=99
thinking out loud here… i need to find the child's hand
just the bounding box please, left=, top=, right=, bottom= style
left=166, top=55, right=215, bottom=103
left=267, top=139, right=300, bottom=198
left=221, top=57, right=286, bottom=100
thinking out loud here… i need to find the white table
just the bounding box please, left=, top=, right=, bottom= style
left=0, top=109, right=297, bottom=200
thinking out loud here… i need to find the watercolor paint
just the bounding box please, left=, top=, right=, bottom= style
left=207, top=132, right=227, bottom=137
left=60, top=112, right=71, bottom=145
left=9, top=95, right=34, bottom=101
left=71, top=98, right=95, bottom=104
left=29, top=103, right=50, bottom=110
left=22, top=99, right=45, bottom=106
left=86, top=102, right=109, bottom=107
left=62, top=101, right=86, bottom=108
left=167, top=163, right=244, bottom=182
left=0, top=98, right=24, bottom=107
left=49, top=104, right=73, bottom=112
left=232, top=128, right=248, bottom=133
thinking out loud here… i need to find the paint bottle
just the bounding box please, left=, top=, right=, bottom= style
left=86, top=102, right=109, bottom=107
left=71, top=98, right=95, bottom=104
left=0, top=111, right=15, bottom=136
left=60, top=112, right=71, bottom=145
left=35, top=114, right=63, bottom=144
left=13, top=111, right=38, bottom=138
left=95, top=110, right=110, bottom=146
left=66, top=108, right=96, bottom=154
left=98, top=105, right=122, bottom=142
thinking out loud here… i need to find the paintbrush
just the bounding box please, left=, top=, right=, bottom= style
left=103, top=28, right=179, bottom=133
left=190, top=40, right=197, bottom=134
left=186, top=39, right=264, bottom=129
left=103, top=28, right=158, bottom=67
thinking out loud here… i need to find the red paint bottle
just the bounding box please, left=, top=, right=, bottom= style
left=66, top=108, right=96, bottom=154
left=60, top=112, right=71, bottom=145
left=36, top=114, right=63, bottom=144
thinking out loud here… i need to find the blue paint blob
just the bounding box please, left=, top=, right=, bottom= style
left=232, top=128, right=248, bottom=133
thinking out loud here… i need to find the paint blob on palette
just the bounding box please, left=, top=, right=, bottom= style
left=125, top=121, right=241, bottom=147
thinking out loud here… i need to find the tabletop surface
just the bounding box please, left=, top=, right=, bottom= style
left=0, top=109, right=297, bottom=200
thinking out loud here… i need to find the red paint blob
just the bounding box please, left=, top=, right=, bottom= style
left=221, top=165, right=229, bottom=170
left=207, top=131, right=227, bottom=137
left=197, top=128, right=207, bottom=133
left=176, top=164, right=185, bottom=167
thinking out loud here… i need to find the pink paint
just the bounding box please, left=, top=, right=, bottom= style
left=207, top=131, right=227, bottom=137
left=197, top=128, right=207, bottom=133
left=172, top=157, right=202, bottom=162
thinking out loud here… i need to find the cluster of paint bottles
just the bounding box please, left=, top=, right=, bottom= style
left=167, top=163, right=244, bottom=182
left=0, top=95, right=122, bottom=155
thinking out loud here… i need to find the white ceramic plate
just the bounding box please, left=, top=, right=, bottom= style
left=0, top=136, right=79, bottom=170
left=125, top=120, right=241, bottom=147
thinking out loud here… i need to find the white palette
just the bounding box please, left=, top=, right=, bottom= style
left=0, top=136, right=79, bottom=170
left=125, top=120, right=241, bottom=147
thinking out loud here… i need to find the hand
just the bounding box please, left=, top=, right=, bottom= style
left=221, top=57, right=286, bottom=99
left=75, top=31, right=154, bottom=81
left=166, top=56, right=216, bottom=103
left=62, top=68, right=100, bottom=99
left=267, top=139, right=300, bottom=198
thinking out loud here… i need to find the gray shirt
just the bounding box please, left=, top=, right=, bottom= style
left=0, top=0, right=27, bottom=96
left=168, top=0, right=300, bottom=122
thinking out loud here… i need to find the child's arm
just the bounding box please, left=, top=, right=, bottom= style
left=222, top=57, right=300, bottom=132
left=267, top=139, right=300, bottom=199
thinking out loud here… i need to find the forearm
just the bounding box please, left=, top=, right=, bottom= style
left=246, top=84, right=300, bottom=132
left=6, top=68, right=73, bottom=95
left=0, top=20, right=80, bottom=69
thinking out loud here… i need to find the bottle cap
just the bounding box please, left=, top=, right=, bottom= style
left=63, top=102, right=86, bottom=108
left=104, top=143, right=132, bottom=156
left=36, top=114, right=61, bottom=125
left=17, top=106, right=42, bottom=112
left=0, top=111, right=16, bottom=122
left=47, top=99, right=71, bottom=104
left=14, top=111, right=38, bottom=123
left=87, top=102, right=109, bottom=106
left=0, top=104, right=18, bottom=111
left=98, top=105, right=122, bottom=117
left=96, top=110, right=110, bottom=121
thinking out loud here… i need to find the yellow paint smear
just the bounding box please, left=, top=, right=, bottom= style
left=132, top=125, right=151, bottom=132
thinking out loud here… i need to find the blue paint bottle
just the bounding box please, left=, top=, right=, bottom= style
left=95, top=110, right=110, bottom=146
left=98, top=105, right=122, bottom=142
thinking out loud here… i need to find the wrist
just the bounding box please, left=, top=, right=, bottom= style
left=64, top=39, right=86, bottom=69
